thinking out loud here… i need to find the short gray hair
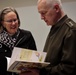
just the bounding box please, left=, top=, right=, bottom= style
left=38, top=0, right=62, bottom=9
left=47, top=0, right=62, bottom=8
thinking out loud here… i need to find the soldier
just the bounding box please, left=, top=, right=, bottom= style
left=20, top=0, right=76, bottom=75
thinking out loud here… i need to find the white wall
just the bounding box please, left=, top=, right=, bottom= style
left=63, top=2, right=76, bottom=22
left=16, top=6, right=50, bottom=51
left=0, top=0, right=76, bottom=51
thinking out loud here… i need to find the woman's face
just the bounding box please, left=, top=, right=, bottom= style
left=2, top=11, right=19, bottom=35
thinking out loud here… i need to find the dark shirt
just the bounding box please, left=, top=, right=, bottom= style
left=0, top=29, right=37, bottom=75
left=40, top=15, right=76, bottom=75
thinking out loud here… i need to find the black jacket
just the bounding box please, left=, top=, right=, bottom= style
left=40, top=15, right=76, bottom=75
left=0, top=28, right=37, bottom=75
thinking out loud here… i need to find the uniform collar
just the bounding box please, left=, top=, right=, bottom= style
left=51, top=15, right=68, bottom=31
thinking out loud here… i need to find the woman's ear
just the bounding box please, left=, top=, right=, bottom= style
left=0, top=26, right=3, bottom=33
left=1, top=21, right=5, bottom=28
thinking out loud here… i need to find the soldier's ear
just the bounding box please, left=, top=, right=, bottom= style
left=54, top=4, right=60, bottom=13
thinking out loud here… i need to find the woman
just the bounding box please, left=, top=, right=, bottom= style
left=0, top=7, right=37, bottom=75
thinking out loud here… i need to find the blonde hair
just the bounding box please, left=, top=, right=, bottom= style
left=0, top=7, right=20, bottom=27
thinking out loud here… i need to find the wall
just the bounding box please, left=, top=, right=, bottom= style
left=0, top=0, right=76, bottom=51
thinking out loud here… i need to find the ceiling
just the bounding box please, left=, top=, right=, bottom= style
left=62, top=0, right=76, bottom=3
left=0, top=0, right=75, bottom=9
